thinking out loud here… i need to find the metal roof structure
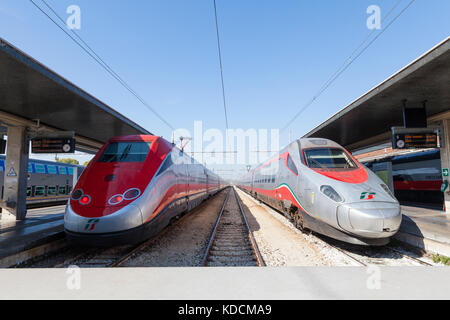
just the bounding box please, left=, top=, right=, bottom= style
left=0, top=37, right=152, bottom=152
left=304, top=37, right=450, bottom=151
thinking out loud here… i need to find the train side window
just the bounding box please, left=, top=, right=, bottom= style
left=58, top=186, right=66, bottom=195
left=48, top=186, right=57, bottom=195
left=286, top=154, right=298, bottom=176
left=35, top=186, right=45, bottom=196
left=35, top=164, right=45, bottom=173
left=47, top=165, right=57, bottom=174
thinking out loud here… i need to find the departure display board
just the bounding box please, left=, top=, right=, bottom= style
left=32, top=138, right=75, bottom=153
left=392, top=133, right=438, bottom=149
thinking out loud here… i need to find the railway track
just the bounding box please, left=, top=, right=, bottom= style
left=19, top=189, right=229, bottom=268
left=202, top=187, right=265, bottom=267
left=238, top=188, right=434, bottom=267
left=325, top=241, right=433, bottom=266
left=54, top=194, right=226, bottom=268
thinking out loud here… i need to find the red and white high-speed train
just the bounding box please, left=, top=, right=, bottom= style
left=238, top=138, right=402, bottom=246
left=65, top=135, right=225, bottom=246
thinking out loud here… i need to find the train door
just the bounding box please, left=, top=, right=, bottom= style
left=205, top=170, right=209, bottom=195
left=185, top=158, right=190, bottom=210
left=251, top=172, right=255, bottom=193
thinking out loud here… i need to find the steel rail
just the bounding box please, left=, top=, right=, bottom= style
left=386, top=245, right=432, bottom=266
left=201, top=187, right=231, bottom=266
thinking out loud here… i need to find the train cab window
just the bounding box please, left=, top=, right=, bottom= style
left=303, top=148, right=357, bottom=169
left=35, top=186, right=45, bottom=196
left=98, top=142, right=152, bottom=163
left=156, top=155, right=173, bottom=176
left=58, top=186, right=67, bottom=195
left=286, top=154, right=298, bottom=176
left=26, top=187, right=32, bottom=197
left=48, top=186, right=57, bottom=195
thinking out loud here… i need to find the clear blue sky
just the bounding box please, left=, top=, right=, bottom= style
left=0, top=0, right=449, bottom=171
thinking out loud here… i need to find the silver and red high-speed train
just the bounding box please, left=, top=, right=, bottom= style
left=238, top=138, right=402, bottom=245
left=65, top=135, right=225, bottom=245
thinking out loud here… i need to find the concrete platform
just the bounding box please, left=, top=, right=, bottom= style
left=395, top=206, right=450, bottom=256
left=0, top=206, right=66, bottom=267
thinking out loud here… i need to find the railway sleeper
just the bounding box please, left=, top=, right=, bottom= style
left=208, top=255, right=257, bottom=264
left=209, top=250, right=255, bottom=257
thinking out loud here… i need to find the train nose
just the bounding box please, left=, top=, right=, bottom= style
left=337, top=202, right=401, bottom=238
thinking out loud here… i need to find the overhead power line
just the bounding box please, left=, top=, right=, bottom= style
left=281, top=0, right=416, bottom=132
left=213, top=0, right=230, bottom=130
left=29, top=0, right=175, bottom=131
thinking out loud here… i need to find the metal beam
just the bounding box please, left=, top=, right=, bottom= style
left=0, top=110, right=103, bottom=152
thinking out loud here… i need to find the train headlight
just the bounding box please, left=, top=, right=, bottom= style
left=71, top=189, right=83, bottom=201
left=79, top=195, right=91, bottom=205
left=380, top=184, right=396, bottom=200
left=320, top=185, right=344, bottom=202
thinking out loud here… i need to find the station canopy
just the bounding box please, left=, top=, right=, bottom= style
left=304, top=37, right=450, bottom=151
left=0, top=37, right=151, bottom=152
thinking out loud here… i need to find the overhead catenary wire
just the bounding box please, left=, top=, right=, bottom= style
left=281, top=0, right=416, bottom=132
left=29, top=0, right=175, bottom=131
left=213, top=0, right=230, bottom=130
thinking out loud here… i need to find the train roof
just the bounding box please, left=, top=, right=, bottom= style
left=391, top=148, right=440, bottom=163
left=362, top=148, right=440, bottom=165
left=109, top=134, right=159, bottom=142
left=297, top=137, right=342, bottom=149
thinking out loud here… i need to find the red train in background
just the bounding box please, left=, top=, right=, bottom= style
left=364, top=149, right=444, bottom=210
left=64, top=135, right=226, bottom=245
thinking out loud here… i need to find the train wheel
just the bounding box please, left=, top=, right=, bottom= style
left=294, top=212, right=305, bottom=231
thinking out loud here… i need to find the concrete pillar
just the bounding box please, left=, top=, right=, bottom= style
left=439, top=119, right=450, bottom=213
left=2, top=126, right=29, bottom=220
left=72, top=166, right=78, bottom=188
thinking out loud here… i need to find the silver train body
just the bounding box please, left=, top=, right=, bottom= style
left=238, top=138, right=402, bottom=245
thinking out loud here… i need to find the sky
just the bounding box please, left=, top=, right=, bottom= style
left=0, top=0, right=449, bottom=178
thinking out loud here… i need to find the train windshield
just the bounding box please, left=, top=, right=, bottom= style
left=98, top=142, right=152, bottom=163
left=303, top=148, right=358, bottom=169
